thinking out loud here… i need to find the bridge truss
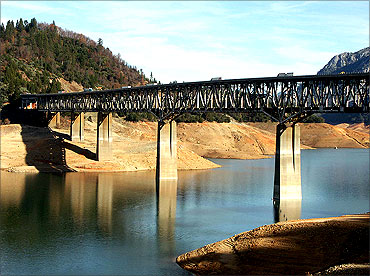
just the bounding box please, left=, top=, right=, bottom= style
left=21, top=73, right=369, bottom=123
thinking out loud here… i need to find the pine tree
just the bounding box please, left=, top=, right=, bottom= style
left=16, top=18, right=25, bottom=32
left=5, top=20, right=15, bottom=40
left=0, top=23, right=5, bottom=37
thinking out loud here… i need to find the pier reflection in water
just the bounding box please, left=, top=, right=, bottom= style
left=97, top=174, right=114, bottom=233
left=0, top=149, right=369, bottom=275
left=156, top=179, right=178, bottom=267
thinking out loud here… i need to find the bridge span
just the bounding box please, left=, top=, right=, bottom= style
left=21, top=73, right=369, bottom=202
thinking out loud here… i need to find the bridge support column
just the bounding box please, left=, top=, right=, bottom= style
left=273, top=123, right=301, bottom=201
left=97, top=112, right=112, bottom=161
left=70, top=112, right=84, bottom=141
left=48, top=112, right=60, bottom=129
left=156, top=120, right=178, bottom=183
left=273, top=198, right=301, bottom=223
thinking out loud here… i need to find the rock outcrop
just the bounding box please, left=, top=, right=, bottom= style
left=317, top=47, right=370, bottom=75
left=176, top=214, right=370, bottom=275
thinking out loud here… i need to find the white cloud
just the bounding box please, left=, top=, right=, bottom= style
left=274, top=46, right=337, bottom=65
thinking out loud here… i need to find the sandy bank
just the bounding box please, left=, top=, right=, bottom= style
left=0, top=122, right=219, bottom=173
left=176, top=213, right=370, bottom=275
left=1, top=118, right=368, bottom=173
left=249, top=122, right=369, bottom=149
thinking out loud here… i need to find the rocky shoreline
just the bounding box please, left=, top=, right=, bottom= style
left=176, top=213, right=370, bottom=275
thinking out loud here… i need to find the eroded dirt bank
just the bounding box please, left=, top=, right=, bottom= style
left=0, top=120, right=219, bottom=172
left=0, top=118, right=368, bottom=172
left=176, top=213, right=370, bottom=275
left=248, top=122, right=369, bottom=149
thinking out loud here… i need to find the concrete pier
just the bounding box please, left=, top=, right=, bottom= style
left=48, top=112, right=60, bottom=129
left=70, top=112, right=84, bottom=141
left=156, top=120, right=178, bottom=182
left=97, top=112, right=112, bottom=161
left=273, top=123, right=301, bottom=201
left=273, top=199, right=302, bottom=223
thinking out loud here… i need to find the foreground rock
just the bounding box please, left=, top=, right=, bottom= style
left=176, top=214, right=369, bottom=275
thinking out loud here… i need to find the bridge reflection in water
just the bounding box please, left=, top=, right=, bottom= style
left=0, top=172, right=178, bottom=236
left=0, top=168, right=301, bottom=233
left=1, top=149, right=369, bottom=274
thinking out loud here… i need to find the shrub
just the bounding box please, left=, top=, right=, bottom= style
left=203, top=112, right=230, bottom=123
left=175, top=112, right=230, bottom=123
left=302, top=114, right=325, bottom=123
left=124, top=112, right=156, bottom=122
left=175, top=113, right=203, bottom=123
left=229, top=112, right=270, bottom=122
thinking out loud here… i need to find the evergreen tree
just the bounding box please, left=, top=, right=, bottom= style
left=30, top=18, right=37, bottom=29
left=16, top=18, right=25, bottom=32
left=0, top=23, right=5, bottom=34
left=5, top=20, right=15, bottom=40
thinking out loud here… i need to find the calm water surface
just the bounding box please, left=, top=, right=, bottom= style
left=0, top=148, right=369, bottom=275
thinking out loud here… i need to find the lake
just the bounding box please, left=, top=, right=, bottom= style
left=0, top=148, right=369, bottom=275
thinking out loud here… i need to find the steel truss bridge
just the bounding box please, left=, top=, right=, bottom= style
left=21, top=73, right=369, bottom=123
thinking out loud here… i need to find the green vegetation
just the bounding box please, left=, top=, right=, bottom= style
left=0, top=18, right=152, bottom=107
left=229, top=112, right=270, bottom=123
left=175, top=112, right=230, bottom=123
left=121, top=111, right=272, bottom=124
left=301, top=114, right=325, bottom=123
left=320, top=113, right=369, bottom=125
left=123, top=112, right=157, bottom=122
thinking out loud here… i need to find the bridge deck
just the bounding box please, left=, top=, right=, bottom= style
left=21, top=73, right=369, bottom=121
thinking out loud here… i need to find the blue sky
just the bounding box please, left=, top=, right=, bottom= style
left=1, top=1, right=369, bottom=83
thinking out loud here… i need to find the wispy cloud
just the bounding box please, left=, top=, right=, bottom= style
left=1, top=1, right=65, bottom=15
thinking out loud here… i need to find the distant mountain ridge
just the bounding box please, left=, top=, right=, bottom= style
left=317, top=47, right=370, bottom=75
left=317, top=47, right=369, bottom=125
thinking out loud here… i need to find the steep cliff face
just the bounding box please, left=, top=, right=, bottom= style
left=317, top=47, right=370, bottom=75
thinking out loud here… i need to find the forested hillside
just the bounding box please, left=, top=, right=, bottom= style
left=0, top=18, right=153, bottom=107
